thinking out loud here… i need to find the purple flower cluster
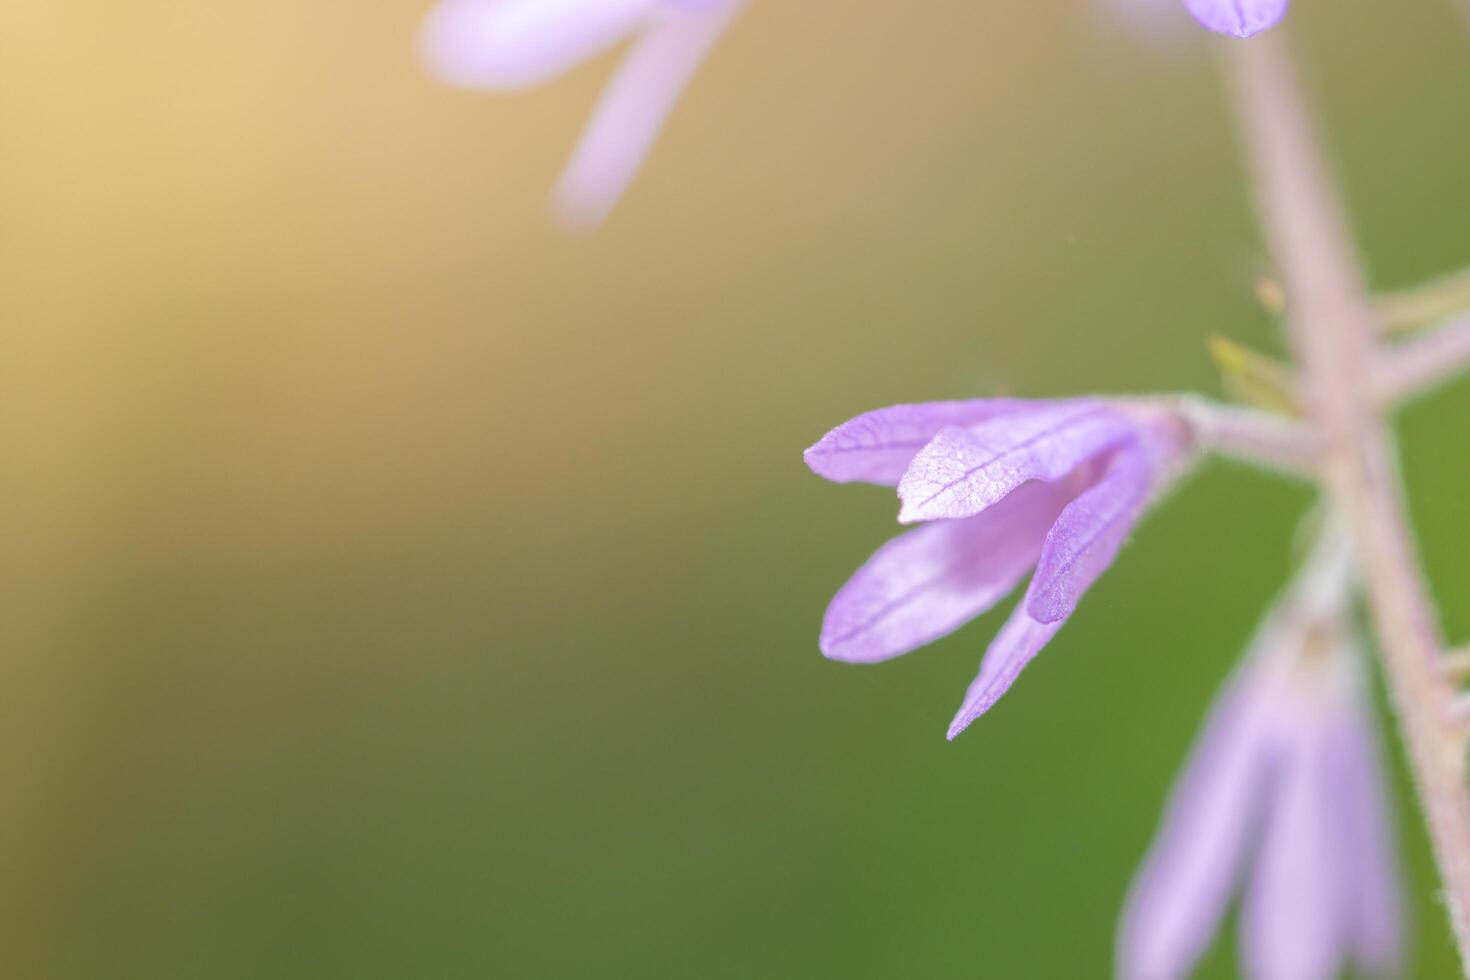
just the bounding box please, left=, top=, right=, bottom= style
left=1120, top=540, right=1403, bottom=979
left=807, top=396, right=1406, bottom=977
left=805, top=398, right=1191, bottom=738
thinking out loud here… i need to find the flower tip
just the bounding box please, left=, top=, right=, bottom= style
left=801, top=442, right=829, bottom=477
left=418, top=2, right=493, bottom=87
left=945, top=715, right=974, bottom=741
left=1186, top=1, right=1288, bottom=38
left=417, top=0, right=550, bottom=90
left=817, top=634, right=847, bottom=663
left=802, top=434, right=878, bottom=484
left=1190, top=19, right=1270, bottom=38
left=946, top=699, right=992, bottom=740
left=1025, top=591, right=1073, bottom=626
left=895, top=498, right=924, bottom=525
left=947, top=675, right=1010, bottom=737
left=550, top=176, right=618, bottom=231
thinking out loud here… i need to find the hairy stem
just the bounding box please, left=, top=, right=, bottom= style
left=1227, top=31, right=1470, bottom=971
left=1170, top=395, right=1319, bottom=475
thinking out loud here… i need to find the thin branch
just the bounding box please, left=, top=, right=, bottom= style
left=1228, top=31, right=1470, bottom=973
left=1443, top=648, right=1470, bottom=683
left=1379, top=265, right=1470, bottom=335
left=1170, top=395, right=1319, bottom=476
left=1376, top=315, right=1470, bottom=407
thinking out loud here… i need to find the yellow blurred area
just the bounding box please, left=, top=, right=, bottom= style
left=0, top=2, right=1065, bottom=544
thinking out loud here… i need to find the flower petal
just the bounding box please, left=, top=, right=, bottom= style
left=1329, top=706, right=1405, bottom=976
left=1026, top=442, right=1151, bottom=625
left=1241, top=725, right=1345, bottom=980
left=551, top=0, right=744, bottom=226
left=944, top=582, right=1061, bottom=739
left=1182, top=0, right=1289, bottom=38
left=897, top=401, right=1132, bottom=524
left=821, top=479, right=1074, bottom=664
left=1117, top=671, right=1274, bottom=980
left=419, top=0, right=656, bottom=90
left=804, top=399, right=1031, bottom=487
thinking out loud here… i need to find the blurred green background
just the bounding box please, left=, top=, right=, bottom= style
left=2, top=1, right=1469, bottom=976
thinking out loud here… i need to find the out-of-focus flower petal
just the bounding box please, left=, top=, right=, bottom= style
left=1183, top=0, right=1289, bottom=38
left=944, top=578, right=1061, bottom=739
left=1117, top=672, right=1273, bottom=980
left=1241, top=725, right=1344, bottom=980
left=419, top=0, right=656, bottom=89
left=804, top=400, right=1030, bottom=487
left=896, top=401, right=1132, bottom=524
left=1331, top=705, right=1405, bottom=976
left=552, top=0, right=744, bottom=226
left=1026, top=443, right=1150, bottom=624
left=820, top=479, right=1075, bottom=664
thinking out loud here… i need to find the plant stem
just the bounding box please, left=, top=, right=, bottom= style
left=1442, top=649, right=1470, bottom=681
left=1170, top=396, right=1319, bottom=475
left=1376, top=315, right=1470, bottom=407
left=1227, top=30, right=1470, bottom=971
left=1379, top=266, right=1470, bottom=334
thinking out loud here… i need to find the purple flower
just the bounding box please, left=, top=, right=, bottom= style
left=1183, top=0, right=1289, bottom=37
left=418, top=0, right=744, bottom=226
left=1118, top=545, right=1404, bottom=980
left=805, top=398, right=1192, bottom=739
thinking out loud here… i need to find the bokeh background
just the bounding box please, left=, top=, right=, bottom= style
left=3, top=1, right=1470, bottom=976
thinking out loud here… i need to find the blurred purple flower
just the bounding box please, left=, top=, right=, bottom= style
left=805, top=398, right=1192, bottom=739
left=418, top=0, right=744, bottom=226
left=1183, top=0, right=1289, bottom=38
left=1119, top=539, right=1403, bottom=980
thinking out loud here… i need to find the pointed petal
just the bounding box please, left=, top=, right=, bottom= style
left=1026, top=442, right=1150, bottom=624
left=821, top=479, right=1073, bottom=663
left=897, top=401, right=1131, bottom=524
left=944, top=583, right=1061, bottom=739
left=552, top=1, right=744, bottom=226
left=419, top=0, right=657, bottom=89
left=1330, top=706, right=1405, bottom=976
left=1117, top=673, right=1273, bottom=980
left=1182, top=0, right=1289, bottom=38
left=804, top=399, right=1031, bottom=487
left=1241, top=727, right=1345, bottom=980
